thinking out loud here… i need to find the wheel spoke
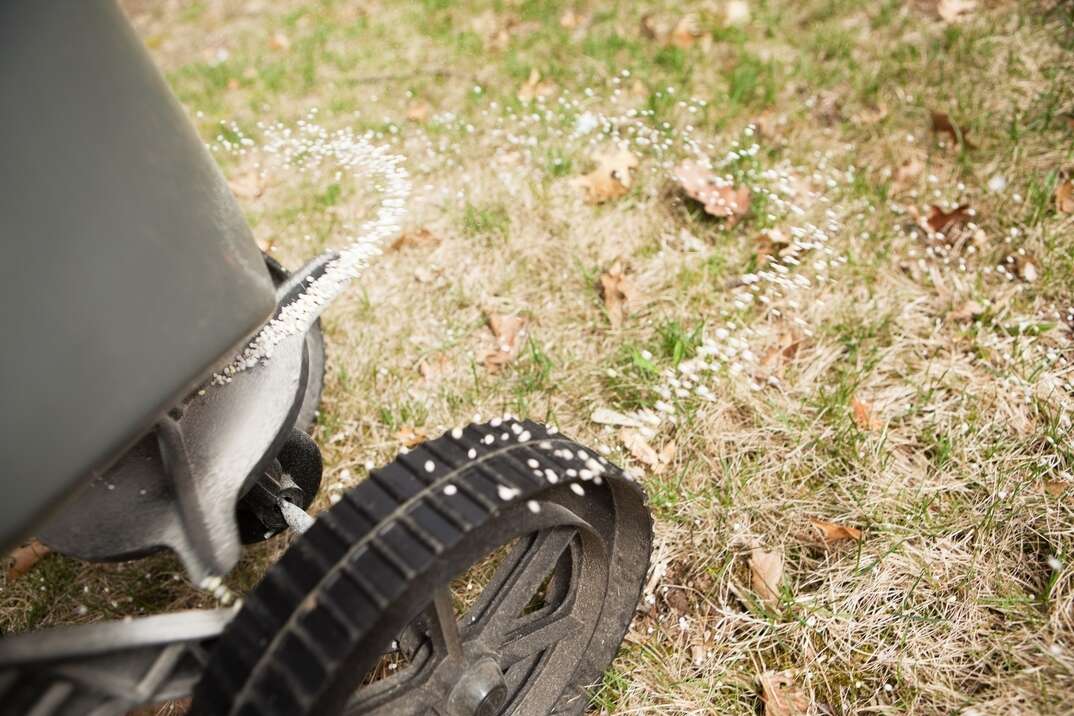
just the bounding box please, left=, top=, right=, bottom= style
left=464, top=527, right=576, bottom=636
left=499, top=613, right=585, bottom=667
left=346, top=649, right=440, bottom=716
left=427, top=588, right=464, bottom=660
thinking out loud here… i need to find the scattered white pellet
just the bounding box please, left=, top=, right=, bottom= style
left=570, top=483, right=585, bottom=496
left=424, top=460, right=435, bottom=473
left=443, top=484, right=458, bottom=496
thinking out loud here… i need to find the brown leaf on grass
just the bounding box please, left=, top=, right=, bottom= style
left=394, top=426, right=430, bottom=448
left=1044, top=480, right=1069, bottom=497
left=758, top=670, right=812, bottom=716
left=931, top=111, right=977, bottom=149
left=757, top=229, right=792, bottom=264
left=1056, top=180, right=1074, bottom=214
left=749, top=547, right=784, bottom=608
left=481, top=313, right=527, bottom=371
left=759, top=326, right=802, bottom=380
left=669, top=14, right=702, bottom=48
left=418, top=353, right=451, bottom=382
left=572, top=149, right=639, bottom=204
left=674, top=161, right=751, bottom=226
left=925, top=204, right=972, bottom=234
left=948, top=299, right=986, bottom=323
left=517, top=68, right=557, bottom=102
left=619, top=428, right=676, bottom=474
left=599, top=261, right=636, bottom=328
left=406, top=100, right=432, bottom=123
left=7, top=539, right=50, bottom=580
left=808, top=519, right=863, bottom=545
left=937, top=0, right=978, bottom=23
left=851, top=397, right=881, bottom=430
left=389, top=227, right=441, bottom=252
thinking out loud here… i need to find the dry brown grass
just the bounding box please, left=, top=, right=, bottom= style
left=3, top=1, right=1074, bottom=714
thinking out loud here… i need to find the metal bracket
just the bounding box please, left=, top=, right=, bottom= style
left=0, top=609, right=234, bottom=716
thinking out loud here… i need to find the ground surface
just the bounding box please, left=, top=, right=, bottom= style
left=4, top=1, right=1074, bottom=714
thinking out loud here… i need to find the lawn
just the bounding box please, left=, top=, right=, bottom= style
left=4, top=0, right=1074, bottom=713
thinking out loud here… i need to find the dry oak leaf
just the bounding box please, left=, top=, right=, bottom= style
left=851, top=397, right=881, bottom=430
left=418, top=353, right=451, bottom=382
left=390, top=227, right=441, bottom=252
left=759, top=326, right=802, bottom=379
left=749, top=546, right=784, bottom=608
left=394, top=426, right=430, bottom=448
left=674, top=161, right=751, bottom=226
left=758, top=670, right=813, bottom=716
left=930, top=111, right=977, bottom=149
left=1056, top=180, right=1074, bottom=214
left=808, top=519, right=863, bottom=545
left=7, top=539, right=50, bottom=580
left=599, top=261, right=636, bottom=328
left=482, top=313, right=527, bottom=371
left=572, top=150, right=639, bottom=204
left=938, top=0, right=978, bottom=23
left=925, top=203, right=972, bottom=234
left=619, top=428, right=675, bottom=474
left=757, top=228, right=792, bottom=263
left=517, top=68, right=557, bottom=102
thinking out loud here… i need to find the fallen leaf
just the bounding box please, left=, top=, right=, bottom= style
left=482, top=313, right=527, bottom=371
left=1056, top=180, right=1074, bottom=214
left=572, top=149, right=639, bottom=204
left=757, top=229, right=792, bottom=263
left=406, top=100, right=432, bottom=123
left=620, top=428, right=675, bottom=474
left=851, top=397, right=881, bottom=430
left=394, top=427, right=429, bottom=448
left=925, top=204, right=972, bottom=234
left=599, top=261, right=636, bottom=328
left=948, top=299, right=986, bottom=323
left=665, top=588, right=690, bottom=614
left=1044, top=480, right=1069, bottom=497
left=418, top=353, right=450, bottom=382
left=390, top=227, right=441, bottom=252
left=938, top=0, right=977, bottom=23
left=669, top=14, right=702, bottom=48
left=759, top=326, right=802, bottom=379
left=7, top=539, right=50, bottom=580
left=269, top=31, right=291, bottom=52
left=517, top=68, right=557, bottom=102
left=758, top=670, right=812, bottom=716
left=808, top=519, right=863, bottom=545
left=674, top=161, right=751, bottom=226
left=931, top=111, right=976, bottom=149
left=749, top=547, right=784, bottom=608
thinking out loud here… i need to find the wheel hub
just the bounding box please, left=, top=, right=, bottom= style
left=446, top=658, right=507, bottom=716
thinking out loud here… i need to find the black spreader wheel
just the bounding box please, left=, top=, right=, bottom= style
left=192, top=419, right=652, bottom=716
